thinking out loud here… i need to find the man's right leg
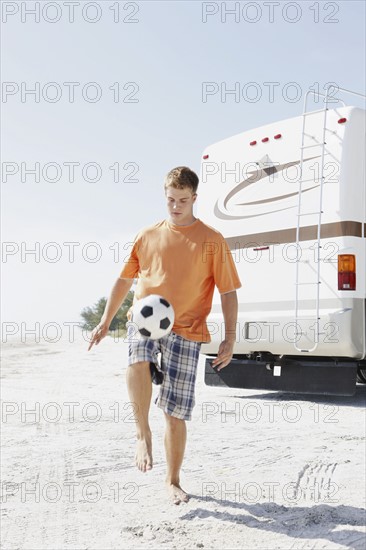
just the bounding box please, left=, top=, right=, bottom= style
left=126, top=361, right=153, bottom=472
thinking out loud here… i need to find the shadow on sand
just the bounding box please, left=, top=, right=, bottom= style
left=230, top=384, right=366, bottom=409
left=180, top=499, right=366, bottom=550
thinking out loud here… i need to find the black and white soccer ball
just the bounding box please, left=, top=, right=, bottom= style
left=132, top=295, right=175, bottom=339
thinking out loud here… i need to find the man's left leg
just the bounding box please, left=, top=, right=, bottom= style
left=164, top=412, right=189, bottom=504
left=154, top=332, right=201, bottom=504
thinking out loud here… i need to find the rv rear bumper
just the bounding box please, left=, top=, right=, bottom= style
left=204, top=356, right=359, bottom=396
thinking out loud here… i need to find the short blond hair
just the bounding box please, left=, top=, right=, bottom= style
left=164, top=166, right=199, bottom=194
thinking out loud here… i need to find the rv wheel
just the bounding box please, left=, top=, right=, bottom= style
left=356, top=367, right=366, bottom=384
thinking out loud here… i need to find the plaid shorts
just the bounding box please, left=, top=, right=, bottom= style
left=126, top=324, right=201, bottom=421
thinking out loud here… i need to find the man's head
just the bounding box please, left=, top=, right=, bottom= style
left=164, top=166, right=199, bottom=195
left=164, top=167, right=199, bottom=226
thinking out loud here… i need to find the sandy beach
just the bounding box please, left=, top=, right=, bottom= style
left=1, top=329, right=365, bottom=550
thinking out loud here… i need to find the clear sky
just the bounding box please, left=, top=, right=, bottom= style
left=1, top=0, right=365, bottom=332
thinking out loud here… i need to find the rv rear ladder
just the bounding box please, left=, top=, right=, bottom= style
left=294, top=90, right=330, bottom=353
left=293, top=85, right=366, bottom=354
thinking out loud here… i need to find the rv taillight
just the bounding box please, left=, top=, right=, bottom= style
left=338, top=254, right=356, bottom=290
left=250, top=140, right=257, bottom=146
left=203, top=154, right=209, bottom=159
left=274, top=134, right=282, bottom=139
left=338, top=118, right=347, bottom=124
left=262, top=137, right=269, bottom=143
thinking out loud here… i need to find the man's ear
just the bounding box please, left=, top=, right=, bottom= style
left=193, top=193, right=198, bottom=202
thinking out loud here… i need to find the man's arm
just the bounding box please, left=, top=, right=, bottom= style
left=211, top=290, right=238, bottom=370
left=87, top=277, right=134, bottom=351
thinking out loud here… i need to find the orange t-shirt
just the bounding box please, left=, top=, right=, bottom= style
left=119, top=218, right=241, bottom=342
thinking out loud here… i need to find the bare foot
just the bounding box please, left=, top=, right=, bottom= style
left=135, top=436, right=153, bottom=472
left=166, top=482, right=189, bottom=505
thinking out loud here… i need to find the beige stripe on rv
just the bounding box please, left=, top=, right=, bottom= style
left=226, top=221, right=363, bottom=250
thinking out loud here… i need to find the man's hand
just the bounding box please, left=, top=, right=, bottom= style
left=211, top=339, right=235, bottom=371
left=87, top=322, right=110, bottom=351
left=87, top=278, right=133, bottom=351
left=214, top=290, right=238, bottom=370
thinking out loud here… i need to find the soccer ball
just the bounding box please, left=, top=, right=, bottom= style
left=131, top=295, right=175, bottom=339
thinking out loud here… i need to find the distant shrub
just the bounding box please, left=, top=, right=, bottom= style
left=81, top=290, right=134, bottom=332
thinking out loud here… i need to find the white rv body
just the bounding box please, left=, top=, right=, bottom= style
left=200, top=106, right=366, bottom=363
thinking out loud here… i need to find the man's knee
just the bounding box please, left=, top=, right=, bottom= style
left=164, top=412, right=186, bottom=425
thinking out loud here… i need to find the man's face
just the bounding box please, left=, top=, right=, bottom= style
left=165, top=186, right=197, bottom=225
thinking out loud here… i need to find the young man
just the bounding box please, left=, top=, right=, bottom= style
left=88, top=166, right=241, bottom=505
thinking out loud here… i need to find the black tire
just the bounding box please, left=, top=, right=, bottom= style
left=357, top=367, right=366, bottom=384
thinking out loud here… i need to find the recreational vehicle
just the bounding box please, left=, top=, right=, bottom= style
left=200, top=87, right=366, bottom=395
